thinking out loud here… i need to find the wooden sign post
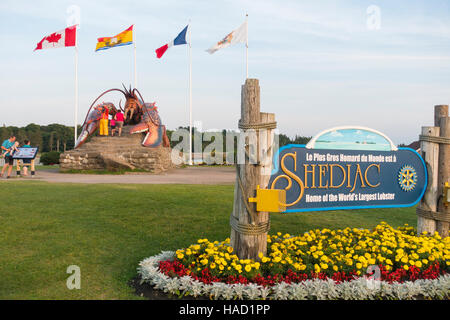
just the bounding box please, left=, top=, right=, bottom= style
left=417, top=105, right=450, bottom=237
left=230, top=79, right=276, bottom=260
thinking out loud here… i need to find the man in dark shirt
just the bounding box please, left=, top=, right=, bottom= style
left=21, top=140, right=32, bottom=176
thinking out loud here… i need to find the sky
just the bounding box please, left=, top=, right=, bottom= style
left=1, top=0, right=450, bottom=144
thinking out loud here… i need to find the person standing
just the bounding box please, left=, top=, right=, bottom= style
left=1, top=135, right=16, bottom=179
left=99, top=107, right=109, bottom=136
left=115, top=110, right=124, bottom=137
left=21, top=140, right=32, bottom=176
left=110, top=114, right=116, bottom=137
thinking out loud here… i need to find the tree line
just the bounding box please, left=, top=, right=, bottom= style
left=0, top=123, right=80, bottom=153
left=0, top=123, right=311, bottom=153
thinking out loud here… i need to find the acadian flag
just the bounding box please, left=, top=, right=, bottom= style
left=206, top=21, right=247, bottom=54
left=95, top=25, right=133, bottom=51
left=34, top=25, right=77, bottom=51
left=155, top=25, right=189, bottom=58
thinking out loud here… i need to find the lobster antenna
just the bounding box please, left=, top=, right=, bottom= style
left=122, top=83, right=127, bottom=95
left=81, top=88, right=127, bottom=126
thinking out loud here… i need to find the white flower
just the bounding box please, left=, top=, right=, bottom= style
left=137, top=251, right=450, bottom=300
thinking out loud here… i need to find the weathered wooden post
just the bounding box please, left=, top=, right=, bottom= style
left=435, top=106, right=450, bottom=236
left=230, top=79, right=276, bottom=260
left=417, top=105, right=450, bottom=237
left=417, top=126, right=439, bottom=234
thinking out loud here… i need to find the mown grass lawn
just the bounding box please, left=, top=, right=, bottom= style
left=0, top=181, right=417, bottom=299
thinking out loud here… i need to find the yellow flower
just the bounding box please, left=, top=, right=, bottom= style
left=175, top=223, right=448, bottom=282
left=263, top=257, right=271, bottom=263
left=314, top=264, right=321, bottom=273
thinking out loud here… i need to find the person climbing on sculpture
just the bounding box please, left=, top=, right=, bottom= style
left=99, top=106, right=109, bottom=136
left=110, top=114, right=116, bottom=136
left=115, top=109, right=124, bottom=137
left=1, top=135, right=16, bottom=179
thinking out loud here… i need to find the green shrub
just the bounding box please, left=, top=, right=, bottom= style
left=40, top=151, right=61, bottom=165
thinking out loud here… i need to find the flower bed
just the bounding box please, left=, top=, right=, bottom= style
left=138, top=223, right=450, bottom=299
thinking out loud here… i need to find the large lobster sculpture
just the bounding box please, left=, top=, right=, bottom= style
left=74, top=86, right=170, bottom=149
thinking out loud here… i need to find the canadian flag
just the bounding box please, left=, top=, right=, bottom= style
left=34, top=25, right=77, bottom=51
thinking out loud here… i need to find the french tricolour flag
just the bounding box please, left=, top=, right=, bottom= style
left=155, top=25, right=188, bottom=58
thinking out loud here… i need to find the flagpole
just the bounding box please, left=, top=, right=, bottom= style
left=245, top=14, right=248, bottom=79
left=134, top=25, right=137, bottom=88
left=74, top=34, right=78, bottom=145
left=188, top=21, right=193, bottom=166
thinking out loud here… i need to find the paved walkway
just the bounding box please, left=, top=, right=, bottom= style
left=2, top=166, right=236, bottom=185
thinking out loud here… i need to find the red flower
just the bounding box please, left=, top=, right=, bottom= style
left=158, top=260, right=447, bottom=287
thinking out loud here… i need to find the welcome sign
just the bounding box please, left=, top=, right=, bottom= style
left=269, top=127, right=427, bottom=213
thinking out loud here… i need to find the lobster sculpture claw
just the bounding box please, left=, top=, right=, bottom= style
left=75, top=102, right=117, bottom=149
left=129, top=102, right=170, bottom=147
left=74, top=86, right=170, bottom=149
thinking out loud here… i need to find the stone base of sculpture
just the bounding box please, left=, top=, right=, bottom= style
left=60, top=126, right=173, bottom=173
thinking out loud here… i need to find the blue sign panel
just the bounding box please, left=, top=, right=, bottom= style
left=269, top=145, right=427, bottom=213
left=12, top=147, right=39, bottom=160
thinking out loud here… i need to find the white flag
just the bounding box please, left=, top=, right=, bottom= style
left=206, top=21, right=247, bottom=54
